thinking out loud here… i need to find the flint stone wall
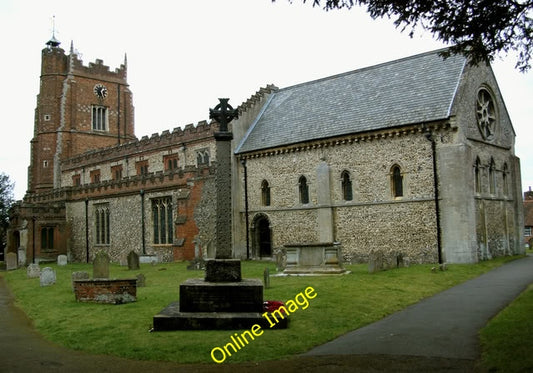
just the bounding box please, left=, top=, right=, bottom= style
left=239, top=133, right=438, bottom=263
left=66, top=175, right=216, bottom=263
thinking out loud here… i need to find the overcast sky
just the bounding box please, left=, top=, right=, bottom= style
left=1, top=0, right=532, bottom=200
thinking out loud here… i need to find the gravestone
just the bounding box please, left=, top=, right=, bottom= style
left=368, top=250, right=384, bottom=273
left=6, top=252, right=17, bottom=271
left=57, top=255, right=68, bottom=266
left=136, top=273, right=146, bottom=287
left=71, top=271, right=90, bottom=290
left=274, top=248, right=287, bottom=272
left=93, top=251, right=110, bottom=279
left=27, top=263, right=40, bottom=278
left=18, top=248, right=26, bottom=266
left=127, top=251, right=140, bottom=270
left=40, top=267, right=56, bottom=286
left=263, top=267, right=270, bottom=289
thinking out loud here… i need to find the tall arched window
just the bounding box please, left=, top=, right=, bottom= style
left=391, top=165, right=403, bottom=198
left=489, top=158, right=496, bottom=195
left=341, top=170, right=353, bottom=201
left=261, top=180, right=271, bottom=206
left=95, top=204, right=110, bottom=245
left=299, top=176, right=310, bottom=204
left=152, top=197, right=173, bottom=244
left=475, top=157, right=481, bottom=194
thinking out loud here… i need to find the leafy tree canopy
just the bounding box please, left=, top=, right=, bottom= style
left=280, top=0, right=533, bottom=71
left=0, top=172, right=15, bottom=230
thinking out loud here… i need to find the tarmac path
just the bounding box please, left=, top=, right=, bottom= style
left=1, top=255, right=532, bottom=372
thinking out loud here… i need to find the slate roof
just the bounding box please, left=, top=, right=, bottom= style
left=236, top=48, right=467, bottom=154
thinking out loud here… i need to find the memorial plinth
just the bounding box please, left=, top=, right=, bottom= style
left=153, top=260, right=287, bottom=330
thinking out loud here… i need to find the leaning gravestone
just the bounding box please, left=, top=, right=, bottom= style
left=93, top=251, right=110, bottom=279
left=127, top=251, right=140, bottom=270
left=57, top=255, right=68, bottom=266
left=27, top=263, right=40, bottom=278
left=40, top=267, right=56, bottom=287
left=6, top=252, right=17, bottom=271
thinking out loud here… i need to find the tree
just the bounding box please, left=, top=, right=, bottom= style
left=0, top=173, right=15, bottom=254
left=280, top=0, right=533, bottom=71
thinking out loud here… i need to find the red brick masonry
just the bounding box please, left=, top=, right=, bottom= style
left=73, top=279, right=137, bottom=304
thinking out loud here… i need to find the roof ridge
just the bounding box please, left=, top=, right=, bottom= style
left=278, top=47, right=458, bottom=93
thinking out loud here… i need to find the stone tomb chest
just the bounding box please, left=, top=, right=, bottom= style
left=283, top=242, right=346, bottom=275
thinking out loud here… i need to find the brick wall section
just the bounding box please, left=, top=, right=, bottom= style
left=73, top=279, right=136, bottom=304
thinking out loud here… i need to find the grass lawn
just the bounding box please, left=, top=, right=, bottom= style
left=480, top=283, right=533, bottom=372
left=0, top=256, right=523, bottom=364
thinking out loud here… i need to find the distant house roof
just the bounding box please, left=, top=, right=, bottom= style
left=236, top=48, right=467, bottom=154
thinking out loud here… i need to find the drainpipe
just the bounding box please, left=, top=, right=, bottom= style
left=32, top=216, right=36, bottom=264
left=117, top=83, right=121, bottom=145
left=140, top=189, right=146, bottom=255
left=425, top=129, right=443, bottom=264
left=85, top=198, right=89, bottom=263
left=241, top=158, right=250, bottom=260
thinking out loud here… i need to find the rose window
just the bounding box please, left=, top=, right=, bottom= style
left=476, top=88, right=496, bottom=140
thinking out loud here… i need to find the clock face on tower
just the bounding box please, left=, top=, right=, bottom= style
left=93, top=84, right=108, bottom=99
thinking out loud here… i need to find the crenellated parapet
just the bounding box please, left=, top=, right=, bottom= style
left=24, top=165, right=214, bottom=204
left=62, top=120, right=217, bottom=169
left=237, top=84, right=278, bottom=115
left=69, top=53, right=127, bottom=81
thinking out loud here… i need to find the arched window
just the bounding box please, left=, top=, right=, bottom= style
left=475, top=157, right=481, bottom=194
left=95, top=204, right=110, bottom=245
left=299, top=176, right=310, bottom=204
left=341, top=170, right=353, bottom=201
left=261, top=180, right=271, bottom=206
left=391, top=165, right=403, bottom=198
left=489, top=158, right=496, bottom=195
left=503, top=163, right=509, bottom=197
left=152, top=197, right=173, bottom=244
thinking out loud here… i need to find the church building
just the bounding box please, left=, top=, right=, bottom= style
left=231, top=49, right=524, bottom=264
left=6, top=36, right=524, bottom=265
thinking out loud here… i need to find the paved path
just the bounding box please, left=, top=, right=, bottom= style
left=1, top=256, right=532, bottom=372
left=306, top=254, right=533, bottom=359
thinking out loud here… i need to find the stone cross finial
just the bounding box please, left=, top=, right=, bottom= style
left=209, top=98, right=238, bottom=132
left=208, top=98, right=238, bottom=260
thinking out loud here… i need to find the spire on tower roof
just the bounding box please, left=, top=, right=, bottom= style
left=45, top=15, right=61, bottom=48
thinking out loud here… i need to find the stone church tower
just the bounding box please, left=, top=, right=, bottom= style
left=28, top=34, right=135, bottom=194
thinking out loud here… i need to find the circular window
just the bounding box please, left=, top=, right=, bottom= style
left=476, top=88, right=497, bottom=141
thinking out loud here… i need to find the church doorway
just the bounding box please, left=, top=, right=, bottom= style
left=252, top=214, right=272, bottom=259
